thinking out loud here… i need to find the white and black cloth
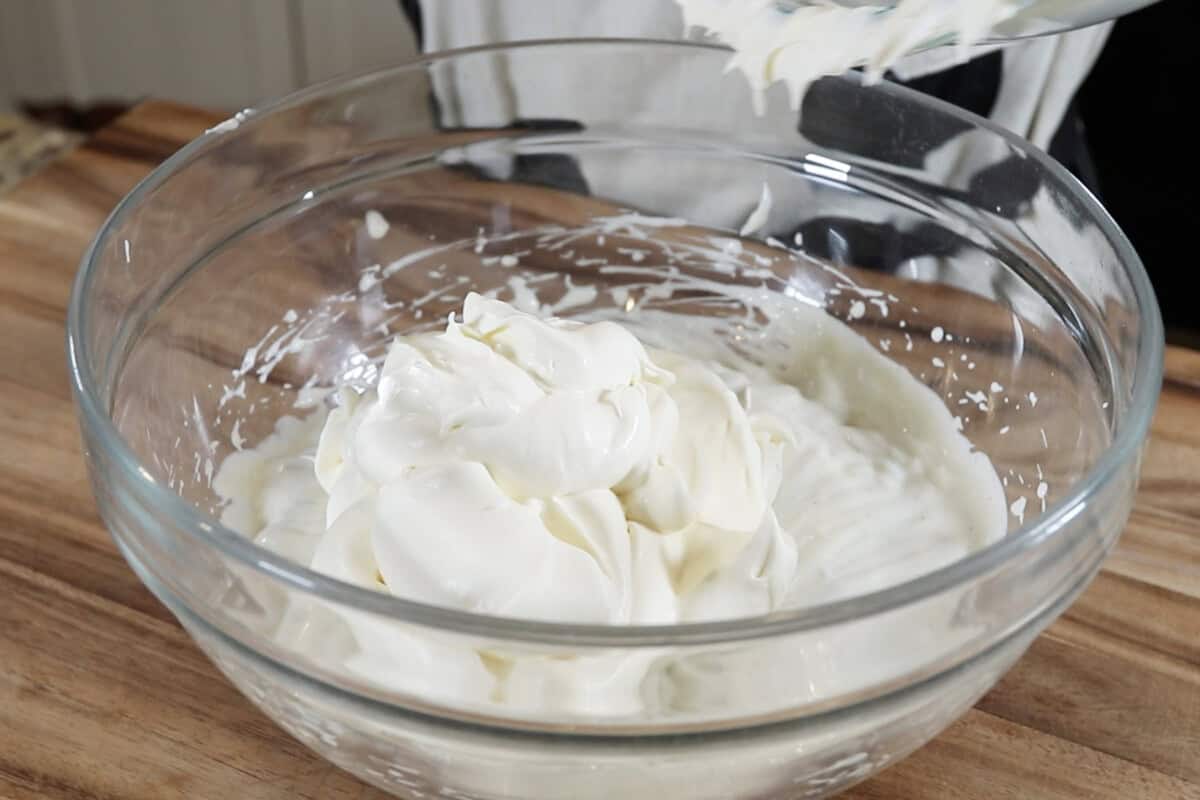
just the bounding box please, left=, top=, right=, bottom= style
left=396, top=1, right=1111, bottom=279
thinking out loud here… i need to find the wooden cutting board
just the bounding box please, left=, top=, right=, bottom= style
left=0, top=101, right=1197, bottom=800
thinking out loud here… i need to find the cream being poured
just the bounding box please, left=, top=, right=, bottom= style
left=675, top=0, right=1021, bottom=108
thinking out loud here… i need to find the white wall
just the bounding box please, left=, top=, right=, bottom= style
left=0, top=0, right=419, bottom=112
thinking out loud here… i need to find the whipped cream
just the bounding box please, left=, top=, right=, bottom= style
left=676, top=0, right=1020, bottom=107
left=219, top=293, right=798, bottom=625
left=214, top=291, right=1005, bottom=713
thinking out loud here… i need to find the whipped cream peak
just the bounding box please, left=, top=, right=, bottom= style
left=226, top=294, right=795, bottom=628
left=459, top=292, right=674, bottom=393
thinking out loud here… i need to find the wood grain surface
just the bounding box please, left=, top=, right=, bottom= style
left=0, top=101, right=1197, bottom=799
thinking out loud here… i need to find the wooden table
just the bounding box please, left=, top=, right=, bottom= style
left=1, top=101, right=1197, bottom=800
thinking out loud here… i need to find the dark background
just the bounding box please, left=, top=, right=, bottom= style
left=1078, top=0, right=1197, bottom=342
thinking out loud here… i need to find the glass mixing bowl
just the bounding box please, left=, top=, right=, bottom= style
left=68, top=40, right=1161, bottom=799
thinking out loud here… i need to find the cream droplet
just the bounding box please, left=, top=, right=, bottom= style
left=365, top=210, right=390, bottom=240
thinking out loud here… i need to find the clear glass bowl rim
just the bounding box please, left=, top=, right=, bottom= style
left=66, top=38, right=1164, bottom=649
